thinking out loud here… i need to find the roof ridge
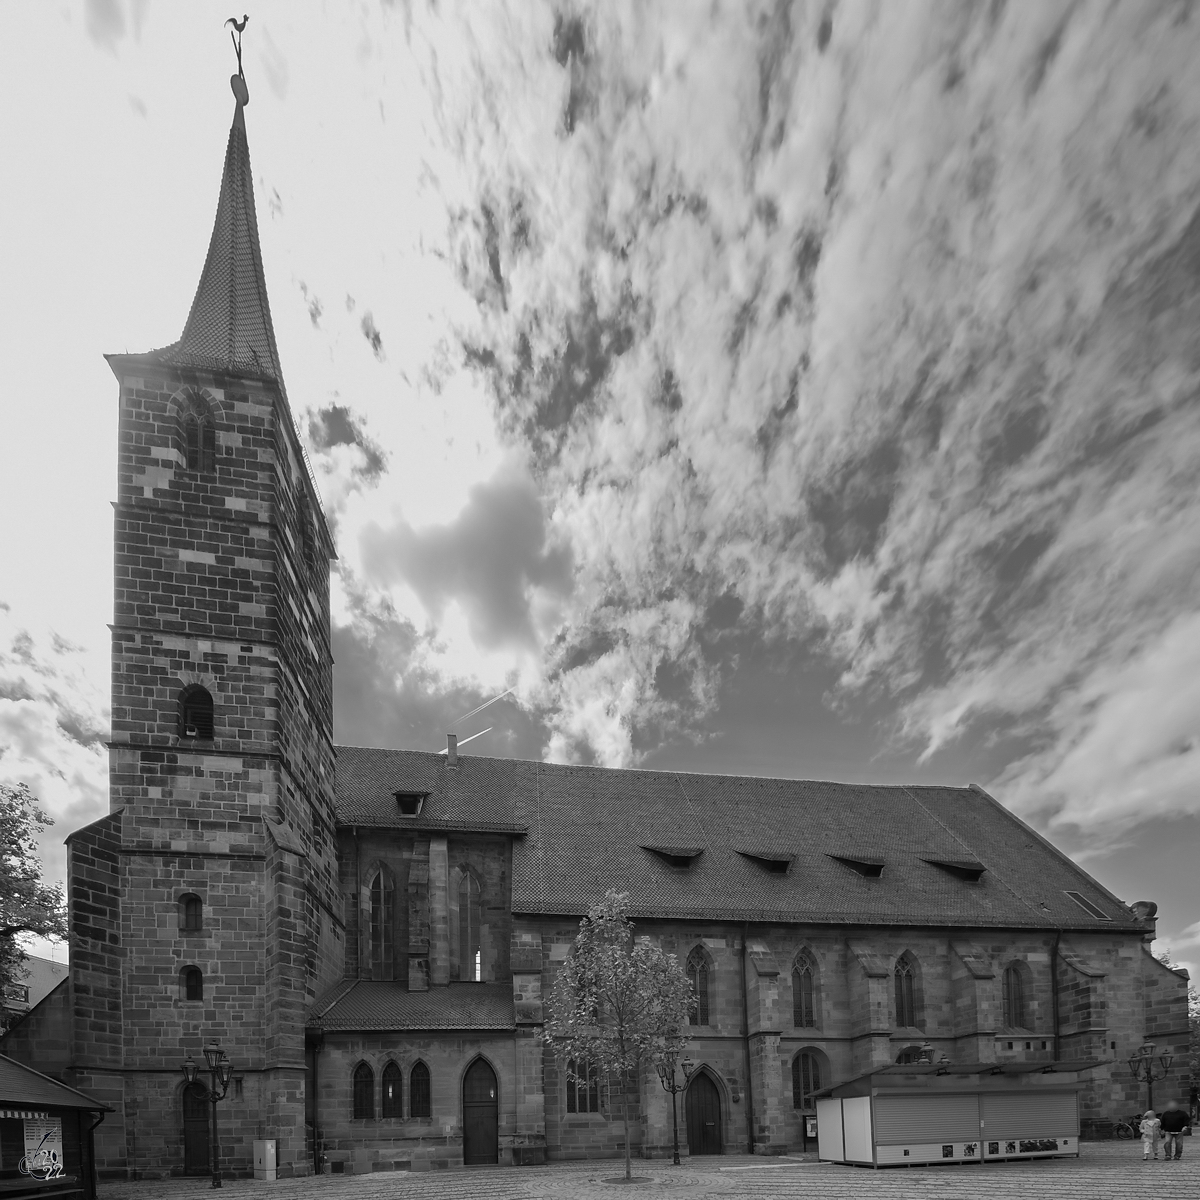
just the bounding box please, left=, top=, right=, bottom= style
left=334, top=742, right=975, bottom=792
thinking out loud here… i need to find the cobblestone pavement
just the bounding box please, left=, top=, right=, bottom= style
left=99, top=1143, right=1199, bottom=1200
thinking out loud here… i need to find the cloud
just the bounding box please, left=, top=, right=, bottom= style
left=0, top=611, right=108, bottom=887
left=360, top=469, right=572, bottom=650
left=365, top=0, right=1200, bottom=834
left=309, top=403, right=387, bottom=483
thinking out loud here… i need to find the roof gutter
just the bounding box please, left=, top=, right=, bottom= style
left=740, top=924, right=756, bottom=1154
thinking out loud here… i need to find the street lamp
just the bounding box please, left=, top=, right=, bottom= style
left=656, top=1056, right=694, bottom=1166
left=182, top=1042, right=233, bottom=1187
left=1128, top=1042, right=1173, bottom=1113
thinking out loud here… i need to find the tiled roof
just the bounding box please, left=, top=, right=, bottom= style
left=0, top=1054, right=112, bottom=1111
left=332, top=748, right=1140, bottom=931
left=335, top=746, right=530, bottom=833
left=814, top=1057, right=1109, bottom=1097
left=118, top=99, right=282, bottom=384
left=308, top=981, right=514, bottom=1032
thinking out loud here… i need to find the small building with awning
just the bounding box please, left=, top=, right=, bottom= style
left=814, top=1059, right=1105, bottom=1168
left=0, top=1055, right=111, bottom=1200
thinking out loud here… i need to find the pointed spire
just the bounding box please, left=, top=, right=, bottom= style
left=127, top=78, right=283, bottom=383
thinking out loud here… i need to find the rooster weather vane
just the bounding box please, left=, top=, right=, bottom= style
left=225, top=14, right=249, bottom=105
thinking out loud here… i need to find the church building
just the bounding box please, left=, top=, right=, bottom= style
left=2, top=72, right=1191, bottom=1178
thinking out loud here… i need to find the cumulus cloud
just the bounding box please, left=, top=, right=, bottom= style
left=362, top=0, right=1200, bottom=844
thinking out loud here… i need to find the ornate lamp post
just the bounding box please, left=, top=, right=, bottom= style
left=1128, top=1042, right=1173, bottom=1113
left=656, top=1057, right=694, bottom=1166
left=183, top=1043, right=233, bottom=1187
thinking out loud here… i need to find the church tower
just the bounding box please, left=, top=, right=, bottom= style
left=65, top=69, right=341, bottom=1178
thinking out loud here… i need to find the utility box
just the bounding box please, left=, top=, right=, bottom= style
left=814, top=1058, right=1105, bottom=1168
left=253, top=1139, right=277, bottom=1181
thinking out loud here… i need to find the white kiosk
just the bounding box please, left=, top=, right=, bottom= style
left=814, top=1059, right=1104, bottom=1168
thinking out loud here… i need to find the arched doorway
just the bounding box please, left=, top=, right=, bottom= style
left=462, top=1059, right=498, bottom=1165
left=685, top=1071, right=722, bottom=1155
left=182, top=1083, right=210, bottom=1175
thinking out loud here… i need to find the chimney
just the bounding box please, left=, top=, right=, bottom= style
left=446, top=733, right=458, bottom=768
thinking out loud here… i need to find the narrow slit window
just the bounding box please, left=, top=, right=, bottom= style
left=895, top=958, right=916, bottom=1028
left=180, top=894, right=203, bottom=933
left=180, top=966, right=203, bottom=1002
left=687, top=949, right=710, bottom=1026
left=793, top=955, right=816, bottom=1028
left=1003, top=964, right=1028, bottom=1029
left=381, top=1062, right=402, bottom=1119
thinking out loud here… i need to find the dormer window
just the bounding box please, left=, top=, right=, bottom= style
left=924, top=858, right=987, bottom=882
left=738, top=850, right=793, bottom=874
left=642, top=845, right=703, bottom=869
left=829, top=854, right=884, bottom=878
left=1064, top=890, right=1111, bottom=919
left=394, top=792, right=425, bottom=817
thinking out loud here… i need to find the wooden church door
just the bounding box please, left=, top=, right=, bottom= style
left=462, top=1059, right=498, bottom=1165
left=686, top=1073, right=722, bottom=1155
left=182, top=1083, right=210, bottom=1175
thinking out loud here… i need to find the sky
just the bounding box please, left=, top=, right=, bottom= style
left=1, top=1, right=1198, bottom=978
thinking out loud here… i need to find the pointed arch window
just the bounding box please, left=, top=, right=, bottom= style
left=352, top=1063, right=374, bottom=1120
left=894, top=956, right=917, bottom=1028
left=179, top=685, right=214, bottom=740
left=368, top=870, right=394, bottom=981
left=185, top=413, right=216, bottom=473
left=381, top=1062, right=402, bottom=1119
left=180, top=966, right=203, bottom=1002
left=409, top=1061, right=431, bottom=1119
left=792, top=1051, right=821, bottom=1110
left=793, top=953, right=817, bottom=1028
left=180, top=893, right=203, bottom=933
left=687, top=948, right=710, bottom=1027
left=1003, top=963, right=1028, bottom=1029
left=458, top=870, right=482, bottom=981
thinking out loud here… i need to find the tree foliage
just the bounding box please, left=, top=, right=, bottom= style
left=1, top=783, right=67, bottom=1012
left=544, top=890, right=691, bottom=1180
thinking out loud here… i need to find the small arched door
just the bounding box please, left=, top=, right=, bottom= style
left=685, top=1072, right=722, bottom=1155
left=462, top=1059, right=498, bottom=1165
left=182, top=1083, right=210, bottom=1175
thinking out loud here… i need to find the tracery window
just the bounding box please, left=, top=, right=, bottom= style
left=409, top=1061, right=431, bottom=1118
left=381, top=1062, right=402, bottom=1119
left=793, top=952, right=817, bottom=1028
left=566, top=1059, right=602, bottom=1113
left=687, top=948, right=710, bottom=1027
left=368, top=870, right=394, bottom=980
left=792, top=1051, right=821, bottom=1110
left=352, top=1063, right=374, bottom=1120
left=1003, top=963, right=1028, bottom=1029
left=458, top=870, right=482, bottom=981
left=895, top=956, right=917, bottom=1028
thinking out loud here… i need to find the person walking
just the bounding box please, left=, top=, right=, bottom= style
left=1140, top=1110, right=1162, bottom=1161
left=1160, top=1100, right=1191, bottom=1161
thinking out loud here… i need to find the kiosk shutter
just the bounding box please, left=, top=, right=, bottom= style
left=873, top=1094, right=981, bottom=1144
left=980, top=1092, right=1078, bottom=1139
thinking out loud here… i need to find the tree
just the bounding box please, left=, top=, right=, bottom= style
left=544, top=890, right=692, bottom=1182
left=1, top=783, right=67, bottom=1022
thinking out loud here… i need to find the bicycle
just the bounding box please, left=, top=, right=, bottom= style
left=1114, top=1117, right=1140, bottom=1140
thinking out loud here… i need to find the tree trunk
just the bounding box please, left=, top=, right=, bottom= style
left=623, top=1066, right=632, bottom=1180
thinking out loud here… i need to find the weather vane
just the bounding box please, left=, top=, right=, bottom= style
left=225, top=14, right=249, bottom=105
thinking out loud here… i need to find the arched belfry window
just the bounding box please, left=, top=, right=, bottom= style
left=793, top=951, right=817, bottom=1028
left=894, top=954, right=919, bottom=1028
left=179, top=685, right=214, bottom=740
left=352, top=1063, right=374, bottom=1120
left=409, top=1061, right=431, bottom=1119
left=180, top=966, right=203, bottom=1002
left=686, top=948, right=710, bottom=1026
left=368, top=870, right=394, bottom=981
left=180, top=391, right=217, bottom=473
left=458, top=869, right=482, bottom=982
left=1003, top=963, right=1029, bottom=1029
left=381, top=1062, right=402, bottom=1119
left=180, top=893, right=203, bottom=933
